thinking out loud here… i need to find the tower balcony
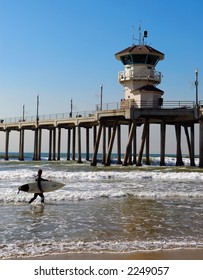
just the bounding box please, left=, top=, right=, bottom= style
left=118, top=69, right=162, bottom=84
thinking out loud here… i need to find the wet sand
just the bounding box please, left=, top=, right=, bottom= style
left=20, top=248, right=203, bottom=260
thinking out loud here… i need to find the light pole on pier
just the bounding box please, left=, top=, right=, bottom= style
left=195, top=68, right=199, bottom=106
left=70, top=98, right=73, bottom=118
left=22, top=104, right=25, bottom=121
left=100, top=84, right=103, bottom=110
left=36, top=94, right=39, bottom=122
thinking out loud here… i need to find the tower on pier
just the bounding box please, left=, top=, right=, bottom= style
left=115, top=31, right=164, bottom=108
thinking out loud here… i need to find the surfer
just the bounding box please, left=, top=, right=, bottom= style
left=29, top=169, right=48, bottom=204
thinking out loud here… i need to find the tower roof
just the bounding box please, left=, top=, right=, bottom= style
left=115, top=45, right=164, bottom=61
left=136, top=85, right=164, bottom=94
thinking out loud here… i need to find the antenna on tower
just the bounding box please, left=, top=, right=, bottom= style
left=138, top=21, right=142, bottom=45
left=132, top=25, right=135, bottom=46
left=143, top=30, right=148, bottom=45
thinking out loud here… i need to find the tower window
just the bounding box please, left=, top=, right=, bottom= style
left=121, top=55, right=132, bottom=65
left=121, top=54, right=160, bottom=65
left=132, top=54, right=147, bottom=64
left=146, top=55, right=160, bottom=65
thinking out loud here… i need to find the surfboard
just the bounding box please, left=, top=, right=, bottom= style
left=18, top=181, right=65, bottom=193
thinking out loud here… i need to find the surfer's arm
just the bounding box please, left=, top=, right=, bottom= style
left=38, top=178, right=50, bottom=192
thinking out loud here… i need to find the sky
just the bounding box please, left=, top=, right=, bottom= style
left=1, top=0, right=203, bottom=118
left=0, top=0, right=203, bottom=154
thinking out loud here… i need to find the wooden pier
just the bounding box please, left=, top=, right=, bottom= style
left=0, top=100, right=203, bottom=167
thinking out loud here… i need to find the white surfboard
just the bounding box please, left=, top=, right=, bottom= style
left=18, top=181, right=65, bottom=193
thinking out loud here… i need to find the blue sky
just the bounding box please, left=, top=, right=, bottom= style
left=0, top=0, right=203, bottom=118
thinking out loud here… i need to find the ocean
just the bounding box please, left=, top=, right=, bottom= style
left=0, top=153, right=203, bottom=259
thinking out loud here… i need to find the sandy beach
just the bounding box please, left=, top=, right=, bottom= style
left=19, top=248, right=203, bottom=260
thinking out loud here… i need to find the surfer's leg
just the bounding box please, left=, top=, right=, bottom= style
left=39, top=193, right=44, bottom=204
left=29, top=193, right=38, bottom=204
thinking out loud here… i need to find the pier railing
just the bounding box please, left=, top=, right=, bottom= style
left=1, top=110, right=95, bottom=124
left=0, top=100, right=196, bottom=124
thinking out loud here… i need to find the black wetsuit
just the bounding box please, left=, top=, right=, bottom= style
left=29, top=176, right=48, bottom=204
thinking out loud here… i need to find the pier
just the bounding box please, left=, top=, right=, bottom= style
left=0, top=100, right=202, bottom=167
left=0, top=35, right=202, bottom=166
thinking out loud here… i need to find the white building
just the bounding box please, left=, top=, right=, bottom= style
left=115, top=43, right=164, bottom=108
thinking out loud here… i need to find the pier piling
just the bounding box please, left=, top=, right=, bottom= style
left=136, top=120, right=148, bottom=166
left=18, top=129, right=24, bottom=161
left=105, top=123, right=117, bottom=166
left=160, top=122, right=166, bottom=166
left=199, top=120, right=203, bottom=167
left=175, top=123, right=184, bottom=166
left=91, top=124, right=102, bottom=166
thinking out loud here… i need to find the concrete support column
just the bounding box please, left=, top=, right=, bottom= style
left=33, top=129, right=38, bottom=160
left=18, top=130, right=22, bottom=160
left=67, top=128, right=71, bottom=161
left=108, top=127, right=111, bottom=146
left=18, top=129, right=24, bottom=161
left=5, top=130, right=10, bottom=160
left=38, top=128, right=42, bottom=160
left=175, top=123, right=182, bottom=166
left=72, top=127, right=76, bottom=160
left=57, top=127, right=61, bottom=160
left=93, top=126, right=97, bottom=147
left=160, top=122, right=166, bottom=166
left=117, top=124, right=122, bottom=164
left=199, top=121, right=203, bottom=167
left=48, top=129, right=52, bottom=161
left=184, top=125, right=195, bottom=166
left=175, top=123, right=184, bottom=166
left=132, top=124, right=137, bottom=165
left=136, top=120, right=148, bottom=166
left=77, top=126, right=82, bottom=163
left=123, top=121, right=136, bottom=166
left=190, top=124, right=195, bottom=166
left=91, top=124, right=102, bottom=166
left=128, top=123, right=133, bottom=165
left=53, top=127, right=56, bottom=160
left=105, top=124, right=117, bottom=166
left=145, top=121, right=150, bottom=165
left=102, top=125, right=106, bottom=164
left=86, top=128, right=90, bottom=161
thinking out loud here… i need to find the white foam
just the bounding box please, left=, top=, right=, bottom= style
left=1, top=165, right=203, bottom=203
left=2, top=168, right=202, bottom=182
left=1, top=238, right=203, bottom=259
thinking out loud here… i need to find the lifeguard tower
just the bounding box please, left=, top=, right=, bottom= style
left=115, top=30, right=164, bottom=108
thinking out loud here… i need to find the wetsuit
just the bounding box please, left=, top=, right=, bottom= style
left=28, top=176, right=48, bottom=204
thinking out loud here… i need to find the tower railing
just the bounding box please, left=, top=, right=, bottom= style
left=118, top=69, right=161, bottom=84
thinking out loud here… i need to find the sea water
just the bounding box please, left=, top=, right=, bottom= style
left=0, top=153, right=203, bottom=259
